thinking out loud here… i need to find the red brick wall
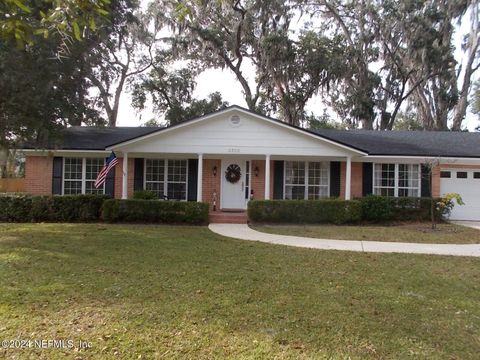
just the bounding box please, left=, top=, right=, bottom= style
left=340, top=161, right=363, bottom=199
left=251, top=160, right=265, bottom=200
left=202, top=159, right=221, bottom=210
left=114, top=158, right=135, bottom=199
left=250, top=160, right=274, bottom=200
left=25, top=156, right=53, bottom=195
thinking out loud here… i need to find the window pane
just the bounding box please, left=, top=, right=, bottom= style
left=381, top=164, right=395, bottom=187
left=167, top=160, right=187, bottom=183
left=167, top=183, right=186, bottom=200
left=84, top=158, right=105, bottom=194
left=308, top=186, right=329, bottom=199
left=440, top=171, right=451, bottom=178
left=145, top=182, right=164, bottom=197
left=85, top=181, right=104, bottom=194
left=474, top=172, right=480, bottom=179
left=457, top=172, right=468, bottom=179
left=64, top=180, right=82, bottom=195
left=145, top=159, right=165, bottom=197
left=285, top=161, right=305, bottom=185
left=64, top=158, right=82, bottom=180
left=307, top=162, right=329, bottom=199
left=374, top=187, right=394, bottom=197
left=308, top=162, right=329, bottom=185
left=146, top=159, right=164, bottom=182
left=374, top=163, right=395, bottom=197
left=85, top=158, right=104, bottom=180
left=398, top=164, right=420, bottom=197
left=285, top=185, right=305, bottom=200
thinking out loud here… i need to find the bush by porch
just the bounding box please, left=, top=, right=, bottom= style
left=248, top=196, right=443, bottom=225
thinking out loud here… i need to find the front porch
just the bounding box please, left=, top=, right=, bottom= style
left=108, top=106, right=364, bottom=208
left=116, top=154, right=360, bottom=212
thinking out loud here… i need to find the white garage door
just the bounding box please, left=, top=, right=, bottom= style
left=440, top=169, right=480, bottom=220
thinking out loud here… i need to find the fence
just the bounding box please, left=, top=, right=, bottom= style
left=0, top=178, right=25, bottom=193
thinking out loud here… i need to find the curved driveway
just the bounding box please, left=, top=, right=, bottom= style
left=208, top=224, right=480, bottom=257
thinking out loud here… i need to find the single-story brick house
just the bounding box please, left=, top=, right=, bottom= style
left=23, top=106, right=480, bottom=220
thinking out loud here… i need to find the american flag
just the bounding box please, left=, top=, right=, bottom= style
left=94, top=152, right=119, bottom=188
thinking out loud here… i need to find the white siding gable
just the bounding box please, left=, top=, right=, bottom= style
left=112, top=109, right=361, bottom=157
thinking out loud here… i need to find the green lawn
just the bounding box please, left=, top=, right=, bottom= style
left=0, top=224, right=479, bottom=359
left=253, top=222, right=480, bottom=244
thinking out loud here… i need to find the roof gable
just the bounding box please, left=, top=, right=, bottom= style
left=108, top=107, right=365, bottom=157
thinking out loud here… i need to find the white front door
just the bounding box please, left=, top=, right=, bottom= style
left=221, top=159, right=248, bottom=210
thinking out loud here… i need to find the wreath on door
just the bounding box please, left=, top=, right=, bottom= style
left=225, top=164, right=241, bottom=184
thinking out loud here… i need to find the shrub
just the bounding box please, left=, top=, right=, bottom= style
left=359, top=195, right=393, bottom=222
left=436, top=193, right=464, bottom=219
left=0, top=194, right=109, bottom=222
left=359, top=195, right=441, bottom=222
left=102, top=199, right=209, bottom=225
left=133, top=190, right=158, bottom=200
left=248, top=199, right=362, bottom=225
left=0, top=194, right=33, bottom=222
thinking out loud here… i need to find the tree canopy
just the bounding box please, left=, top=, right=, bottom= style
left=1, top=0, right=480, bottom=167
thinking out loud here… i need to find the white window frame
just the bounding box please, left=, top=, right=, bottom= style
left=143, top=159, right=189, bottom=200
left=373, top=163, right=421, bottom=197
left=283, top=161, right=330, bottom=200
left=62, top=157, right=106, bottom=195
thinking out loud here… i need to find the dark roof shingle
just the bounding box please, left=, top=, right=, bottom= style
left=23, top=111, right=480, bottom=158
left=24, top=126, right=162, bottom=150
left=312, top=129, right=480, bottom=157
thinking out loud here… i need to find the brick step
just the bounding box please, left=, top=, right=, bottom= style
left=209, top=212, right=248, bottom=224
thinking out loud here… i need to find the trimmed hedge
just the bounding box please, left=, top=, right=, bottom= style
left=359, top=195, right=441, bottom=222
left=248, top=199, right=362, bottom=225
left=248, top=196, right=442, bottom=225
left=102, top=199, right=209, bottom=225
left=0, top=194, right=109, bottom=222
left=133, top=190, right=158, bottom=200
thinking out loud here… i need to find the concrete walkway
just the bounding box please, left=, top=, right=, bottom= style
left=451, top=221, right=480, bottom=230
left=208, top=224, right=480, bottom=257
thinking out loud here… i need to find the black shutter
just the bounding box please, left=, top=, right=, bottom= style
left=273, top=160, right=284, bottom=199
left=52, top=157, right=63, bottom=195
left=421, top=164, right=432, bottom=197
left=330, top=161, right=341, bottom=197
left=187, top=159, right=198, bottom=201
left=362, top=163, right=373, bottom=196
left=134, top=158, right=144, bottom=192
left=105, top=163, right=115, bottom=198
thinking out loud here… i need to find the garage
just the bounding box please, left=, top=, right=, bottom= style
left=440, top=169, right=480, bottom=221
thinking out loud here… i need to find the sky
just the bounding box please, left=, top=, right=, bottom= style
left=115, top=4, right=479, bottom=131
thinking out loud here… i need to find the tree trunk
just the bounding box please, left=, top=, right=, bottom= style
left=452, top=5, right=479, bottom=130
left=0, top=146, right=8, bottom=179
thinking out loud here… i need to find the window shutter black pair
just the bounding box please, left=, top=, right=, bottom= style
left=361, top=162, right=431, bottom=197
left=52, top=156, right=115, bottom=197
left=271, top=161, right=342, bottom=199
left=133, top=158, right=198, bottom=201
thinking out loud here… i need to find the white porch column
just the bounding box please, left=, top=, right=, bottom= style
left=264, top=154, right=271, bottom=200
left=197, top=153, right=203, bottom=202
left=122, top=153, right=128, bottom=199
left=345, top=156, right=352, bottom=200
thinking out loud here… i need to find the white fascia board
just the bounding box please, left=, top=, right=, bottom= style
left=106, top=107, right=367, bottom=156
left=361, top=155, right=480, bottom=164
left=23, top=149, right=110, bottom=157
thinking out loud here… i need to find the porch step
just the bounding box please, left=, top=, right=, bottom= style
left=209, top=211, right=248, bottom=224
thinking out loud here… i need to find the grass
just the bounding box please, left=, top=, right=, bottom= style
left=0, top=223, right=479, bottom=359
left=253, top=222, right=480, bottom=244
